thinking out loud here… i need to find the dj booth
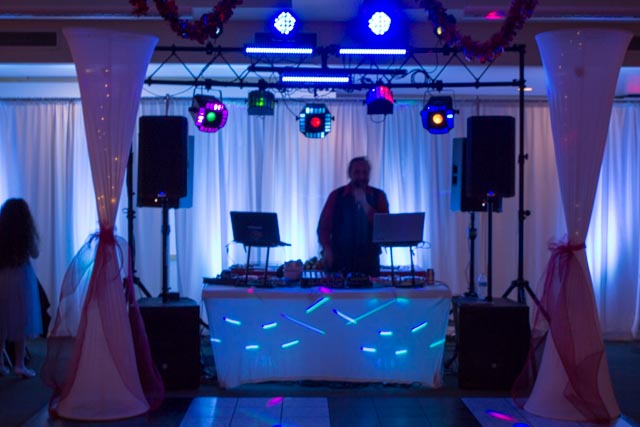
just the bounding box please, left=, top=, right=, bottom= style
left=202, top=283, right=451, bottom=389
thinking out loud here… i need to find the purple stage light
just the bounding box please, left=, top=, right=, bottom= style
left=189, top=95, right=228, bottom=133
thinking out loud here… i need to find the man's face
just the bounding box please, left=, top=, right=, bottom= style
left=349, top=160, right=370, bottom=188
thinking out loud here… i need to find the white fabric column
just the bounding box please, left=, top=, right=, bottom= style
left=525, top=29, right=632, bottom=422
left=50, top=28, right=159, bottom=421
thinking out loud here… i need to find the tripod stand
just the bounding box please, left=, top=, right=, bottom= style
left=502, top=65, right=541, bottom=306
left=464, top=212, right=478, bottom=298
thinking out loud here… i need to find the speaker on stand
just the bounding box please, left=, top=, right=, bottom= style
left=451, top=136, right=503, bottom=298
left=137, top=115, right=191, bottom=302
left=134, top=116, right=200, bottom=389
left=463, top=116, right=515, bottom=301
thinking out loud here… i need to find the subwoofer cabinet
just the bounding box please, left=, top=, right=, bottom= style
left=138, top=297, right=200, bottom=390
left=453, top=296, right=530, bottom=390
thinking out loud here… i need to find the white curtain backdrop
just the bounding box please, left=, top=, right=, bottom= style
left=1, top=97, right=638, bottom=340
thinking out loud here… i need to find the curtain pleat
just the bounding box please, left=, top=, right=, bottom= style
left=0, top=97, right=639, bottom=340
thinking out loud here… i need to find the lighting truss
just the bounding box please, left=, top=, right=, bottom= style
left=146, top=44, right=525, bottom=93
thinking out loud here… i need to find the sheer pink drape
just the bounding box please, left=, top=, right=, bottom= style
left=520, top=29, right=632, bottom=422
left=40, top=28, right=163, bottom=420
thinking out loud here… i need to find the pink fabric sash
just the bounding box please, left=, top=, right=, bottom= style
left=514, top=238, right=611, bottom=421
left=41, top=230, right=164, bottom=414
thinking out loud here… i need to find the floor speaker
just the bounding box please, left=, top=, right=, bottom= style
left=454, top=297, right=530, bottom=390
left=451, top=137, right=502, bottom=212
left=138, top=297, right=200, bottom=390
left=137, top=116, right=188, bottom=208
left=464, top=116, right=516, bottom=199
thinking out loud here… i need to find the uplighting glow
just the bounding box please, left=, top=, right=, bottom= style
left=378, top=330, right=393, bottom=337
left=339, top=48, right=407, bottom=55
left=244, top=46, right=314, bottom=55
left=361, top=346, right=377, bottom=353
left=368, top=11, right=391, bottom=35
left=395, top=349, right=408, bottom=356
left=281, top=314, right=326, bottom=335
left=262, top=322, right=278, bottom=330
left=484, top=10, right=506, bottom=20
left=210, top=338, right=222, bottom=343
left=333, top=309, right=357, bottom=324
left=281, top=340, right=300, bottom=349
left=223, top=316, right=241, bottom=326
left=486, top=411, right=517, bottom=422
left=306, top=297, right=330, bottom=314
left=429, top=338, right=446, bottom=348
left=245, top=344, right=260, bottom=350
left=267, top=397, right=284, bottom=407
left=411, top=321, right=429, bottom=333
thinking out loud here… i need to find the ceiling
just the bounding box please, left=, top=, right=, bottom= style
left=1, top=0, right=640, bottom=99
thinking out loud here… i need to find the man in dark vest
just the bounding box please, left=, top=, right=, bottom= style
left=317, top=157, right=389, bottom=276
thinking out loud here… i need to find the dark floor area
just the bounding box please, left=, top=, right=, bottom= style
left=2, top=336, right=639, bottom=427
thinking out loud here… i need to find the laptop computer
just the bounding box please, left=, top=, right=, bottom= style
left=372, top=212, right=425, bottom=247
left=230, top=211, right=291, bottom=247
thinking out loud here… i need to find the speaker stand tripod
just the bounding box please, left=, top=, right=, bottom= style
left=485, top=195, right=496, bottom=302
left=464, top=212, right=478, bottom=298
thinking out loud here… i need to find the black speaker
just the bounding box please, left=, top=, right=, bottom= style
left=451, top=137, right=503, bottom=212
left=137, top=116, right=189, bottom=208
left=455, top=297, right=530, bottom=390
left=138, top=297, right=200, bottom=390
left=464, top=116, right=516, bottom=199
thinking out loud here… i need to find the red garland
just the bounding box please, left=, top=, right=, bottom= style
left=418, top=0, right=537, bottom=62
left=130, top=0, right=243, bottom=44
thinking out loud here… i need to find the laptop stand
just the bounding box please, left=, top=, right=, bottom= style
left=243, top=244, right=276, bottom=287
left=382, top=244, right=418, bottom=287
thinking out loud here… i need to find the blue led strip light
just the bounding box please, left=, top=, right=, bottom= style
left=262, top=322, right=278, bottom=330
left=429, top=338, right=446, bottom=349
left=306, top=296, right=330, bottom=314
left=281, top=340, right=300, bottom=349
left=411, top=321, right=429, bottom=333
left=223, top=316, right=241, bottom=326
left=280, top=314, right=326, bottom=335
left=352, top=299, right=396, bottom=323
left=332, top=308, right=357, bottom=324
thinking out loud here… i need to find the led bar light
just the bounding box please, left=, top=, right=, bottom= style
left=244, top=45, right=314, bottom=55
left=338, top=48, right=407, bottom=55
left=281, top=74, right=350, bottom=84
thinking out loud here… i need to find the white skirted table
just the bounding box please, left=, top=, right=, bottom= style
left=202, top=284, right=451, bottom=389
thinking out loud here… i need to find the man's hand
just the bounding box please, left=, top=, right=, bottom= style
left=353, top=188, right=372, bottom=213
